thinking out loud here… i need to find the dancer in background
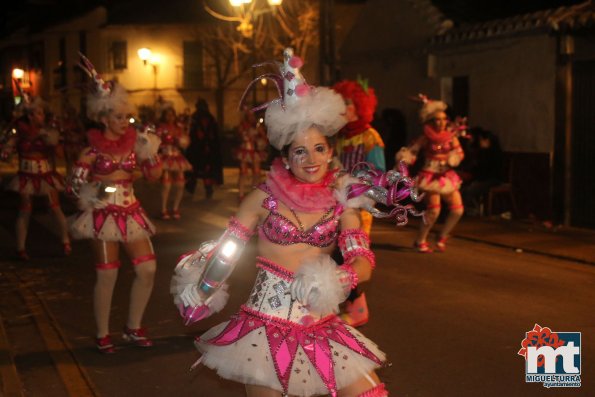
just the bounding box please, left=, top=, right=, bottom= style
left=61, top=103, right=86, bottom=171
left=332, top=78, right=386, bottom=327
left=186, top=98, right=223, bottom=199
left=236, top=107, right=267, bottom=202
left=1, top=85, right=70, bottom=260
left=396, top=94, right=464, bottom=252
left=68, top=54, right=162, bottom=353
left=167, top=48, right=421, bottom=397
left=156, top=104, right=192, bottom=219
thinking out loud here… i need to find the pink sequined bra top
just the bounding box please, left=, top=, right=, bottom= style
left=258, top=187, right=343, bottom=247
left=89, top=147, right=137, bottom=175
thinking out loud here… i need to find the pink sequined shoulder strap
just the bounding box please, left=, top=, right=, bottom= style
left=257, top=183, right=278, bottom=212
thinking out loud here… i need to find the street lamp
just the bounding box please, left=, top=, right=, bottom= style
left=204, top=0, right=283, bottom=39
left=137, top=48, right=152, bottom=65
left=12, top=68, right=25, bottom=79
left=137, top=47, right=160, bottom=100
left=204, top=0, right=283, bottom=105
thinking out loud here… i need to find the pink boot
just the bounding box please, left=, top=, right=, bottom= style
left=341, top=293, right=369, bottom=327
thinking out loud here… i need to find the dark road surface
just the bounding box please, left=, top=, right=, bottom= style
left=1, top=170, right=593, bottom=397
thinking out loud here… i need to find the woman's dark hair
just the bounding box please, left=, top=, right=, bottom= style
left=159, top=107, right=176, bottom=124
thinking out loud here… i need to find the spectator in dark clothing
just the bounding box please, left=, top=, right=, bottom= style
left=185, top=98, right=223, bottom=199
left=372, top=107, right=407, bottom=171
left=461, top=128, right=504, bottom=216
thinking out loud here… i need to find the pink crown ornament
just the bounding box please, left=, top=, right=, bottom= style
left=239, top=47, right=346, bottom=150
left=411, top=93, right=447, bottom=123
left=280, top=48, right=310, bottom=105
left=78, top=52, right=113, bottom=98
left=78, top=52, right=129, bottom=120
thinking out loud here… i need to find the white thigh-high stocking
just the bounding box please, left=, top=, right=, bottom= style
left=172, top=182, right=185, bottom=212
left=50, top=205, right=70, bottom=243
left=16, top=209, right=31, bottom=251
left=440, top=205, right=464, bottom=238
left=161, top=181, right=172, bottom=212
left=94, top=267, right=119, bottom=337
left=127, top=259, right=156, bottom=329
left=417, top=205, right=440, bottom=243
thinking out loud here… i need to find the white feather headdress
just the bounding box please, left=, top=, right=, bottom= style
left=241, top=48, right=346, bottom=150
left=78, top=52, right=129, bottom=121
left=13, top=78, right=45, bottom=113
left=416, top=93, right=448, bottom=124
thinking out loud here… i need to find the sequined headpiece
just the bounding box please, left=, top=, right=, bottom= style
left=240, top=48, right=346, bottom=150
left=12, top=78, right=44, bottom=113
left=78, top=52, right=129, bottom=121
left=414, top=93, right=448, bottom=124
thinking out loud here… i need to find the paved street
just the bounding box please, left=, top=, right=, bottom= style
left=0, top=169, right=593, bottom=397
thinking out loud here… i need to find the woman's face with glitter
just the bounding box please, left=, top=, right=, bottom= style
left=28, top=107, right=45, bottom=127
left=103, top=104, right=128, bottom=137
left=284, top=127, right=333, bottom=184
left=164, top=108, right=176, bottom=124
left=430, top=110, right=448, bottom=131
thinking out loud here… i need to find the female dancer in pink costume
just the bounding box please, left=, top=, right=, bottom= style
left=172, top=49, right=419, bottom=397
left=396, top=95, right=464, bottom=253
left=68, top=54, right=162, bottom=353
left=1, top=90, right=70, bottom=260
left=156, top=105, right=192, bottom=219
left=236, top=107, right=267, bottom=201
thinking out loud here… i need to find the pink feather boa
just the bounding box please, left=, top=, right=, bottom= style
left=423, top=124, right=454, bottom=144
left=265, top=158, right=337, bottom=213
left=87, top=127, right=136, bottom=155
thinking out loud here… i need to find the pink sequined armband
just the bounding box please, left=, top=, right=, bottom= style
left=140, top=156, right=162, bottom=180
left=338, top=263, right=359, bottom=290
left=226, top=216, right=255, bottom=242
left=338, top=228, right=376, bottom=269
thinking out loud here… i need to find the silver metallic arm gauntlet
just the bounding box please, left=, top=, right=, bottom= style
left=172, top=217, right=255, bottom=324
left=67, top=162, right=91, bottom=197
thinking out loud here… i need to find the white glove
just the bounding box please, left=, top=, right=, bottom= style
left=179, top=284, right=204, bottom=308
left=447, top=152, right=462, bottom=167
left=135, top=130, right=161, bottom=161
left=290, top=255, right=348, bottom=315
left=40, top=128, right=60, bottom=146
left=396, top=147, right=416, bottom=165
left=290, top=272, right=320, bottom=308
left=77, top=182, right=108, bottom=210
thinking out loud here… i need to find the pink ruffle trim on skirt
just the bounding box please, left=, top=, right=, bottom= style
left=69, top=201, right=155, bottom=242
left=7, top=171, right=65, bottom=195
left=161, top=154, right=192, bottom=172
left=416, top=169, right=461, bottom=195
left=194, top=257, right=386, bottom=397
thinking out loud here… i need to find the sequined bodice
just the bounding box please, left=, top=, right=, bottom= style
left=424, top=137, right=455, bottom=158
left=91, top=148, right=137, bottom=175
left=161, top=133, right=175, bottom=145
left=258, top=195, right=342, bottom=247
left=18, top=137, right=50, bottom=156
left=16, top=121, right=52, bottom=156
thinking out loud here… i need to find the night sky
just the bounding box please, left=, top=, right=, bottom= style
left=0, top=0, right=590, bottom=37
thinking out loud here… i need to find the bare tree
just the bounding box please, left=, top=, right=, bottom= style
left=199, top=0, right=319, bottom=127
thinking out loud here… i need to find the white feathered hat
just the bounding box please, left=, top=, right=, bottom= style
left=78, top=52, right=129, bottom=121
left=241, top=48, right=346, bottom=150
left=416, top=93, right=448, bottom=124
left=12, top=78, right=45, bottom=113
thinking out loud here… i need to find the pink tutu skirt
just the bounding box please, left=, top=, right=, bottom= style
left=416, top=169, right=461, bottom=195
left=195, top=257, right=386, bottom=396
left=8, top=158, right=64, bottom=195
left=161, top=153, right=192, bottom=172
left=70, top=201, right=155, bottom=242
